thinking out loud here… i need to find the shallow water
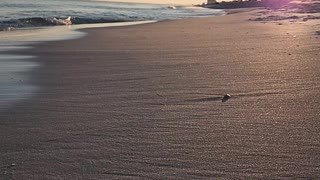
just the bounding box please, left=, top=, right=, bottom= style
left=0, top=0, right=224, bottom=30
left=0, top=0, right=224, bottom=109
left=0, top=55, right=38, bottom=111
left=0, top=21, right=155, bottom=111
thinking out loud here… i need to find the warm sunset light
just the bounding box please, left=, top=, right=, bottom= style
left=1, top=0, right=319, bottom=179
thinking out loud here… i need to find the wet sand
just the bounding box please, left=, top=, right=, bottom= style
left=1, top=10, right=320, bottom=179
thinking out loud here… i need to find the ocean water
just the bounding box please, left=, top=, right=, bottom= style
left=0, top=0, right=225, bottom=45
left=0, top=0, right=224, bottom=31
left=0, top=0, right=224, bottom=111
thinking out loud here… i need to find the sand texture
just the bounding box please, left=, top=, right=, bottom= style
left=1, top=10, right=320, bottom=179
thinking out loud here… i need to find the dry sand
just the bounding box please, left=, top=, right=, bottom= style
left=1, top=9, right=320, bottom=179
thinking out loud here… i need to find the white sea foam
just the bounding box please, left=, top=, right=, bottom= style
left=0, top=0, right=224, bottom=31
left=168, top=6, right=177, bottom=10
left=50, top=16, right=72, bottom=25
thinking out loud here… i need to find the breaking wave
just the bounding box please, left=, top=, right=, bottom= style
left=0, top=16, right=137, bottom=31
left=0, top=1, right=225, bottom=31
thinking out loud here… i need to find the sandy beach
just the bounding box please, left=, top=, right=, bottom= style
left=1, top=7, right=320, bottom=179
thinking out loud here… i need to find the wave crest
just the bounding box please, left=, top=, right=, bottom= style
left=0, top=16, right=136, bottom=31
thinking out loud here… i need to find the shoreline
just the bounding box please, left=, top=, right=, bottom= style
left=1, top=8, right=320, bottom=179
left=0, top=21, right=158, bottom=113
left=0, top=5, right=226, bottom=112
